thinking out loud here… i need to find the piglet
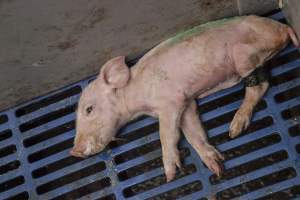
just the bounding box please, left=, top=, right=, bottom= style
left=70, top=15, right=299, bottom=182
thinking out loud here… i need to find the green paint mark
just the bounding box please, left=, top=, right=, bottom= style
left=166, top=16, right=241, bottom=45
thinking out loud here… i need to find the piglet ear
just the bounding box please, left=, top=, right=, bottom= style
left=100, top=56, right=130, bottom=88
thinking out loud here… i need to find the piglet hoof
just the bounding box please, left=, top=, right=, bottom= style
left=163, top=153, right=182, bottom=182
left=229, top=111, right=251, bottom=138
left=201, top=145, right=225, bottom=177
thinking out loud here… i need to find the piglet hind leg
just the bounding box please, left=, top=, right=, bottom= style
left=229, top=81, right=269, bottom=138
left=158, top=102, right=185, bottom=182
left=181, top=101, right=225, bottom=176
left=230, top=42, right=271, bottom=138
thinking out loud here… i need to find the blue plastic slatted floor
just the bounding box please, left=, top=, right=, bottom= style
left=1, top=11, right=300, bottom=200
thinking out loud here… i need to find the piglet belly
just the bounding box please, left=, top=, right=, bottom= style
left=197, top=74, right=242, bottom=98
left=181, top=63, right=239, bottom=99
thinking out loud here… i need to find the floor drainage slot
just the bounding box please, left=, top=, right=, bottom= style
left=110, top=122, right=159, bottom=149
left=222, top=133, right=281, bottom=161
left=0, top=129, right=12, bottom=142
left=256, top=184, right=300, bottom=199
left=270, top=64, right=300, bottom=86
left=203, top=100, right=266, bottom=130
left=0, top=115, right=8, bottom=125
left=148, top=180, right=202, bottom=200
left=95, top=194, right=116, bottom=200
left=50, top=177, right=111, bottom=200
left=36, top=161, right=106, bottom=194
left=209, top=116, right=274, bottom=146
left=118, top=148, right=190, bottom=181
left=275, top=84, right=300, bottom=103
left=4, top=191, right=29, bottom=200
left=210, top=150, right=288, bottom=184
left=216, top=167, right=297, bottom=200
left=15, top=86, right=81, bottom=117
left=28, top=138, right=73, bottom=163
left=19, top=104, right=76, bottom=133
left=123, top=164, right=197, bottom=197
left=0, top=176, right=24, bottom=193
left=0, top=160, right=20, bottom=175
left=114, top=139, right=161, bottom=165
left=32, top=156, right=84, bottom=178
left=281, top=104, right=300, bottom=120
left=288, top=124, right=300, bottom=137
left=23, top=120, right=75, bottom=147
left=198, top=89, right=245, bottom=114
left=0, top=145, right=16, bottom=158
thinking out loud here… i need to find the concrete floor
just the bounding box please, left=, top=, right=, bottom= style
left=0, top=0, right=277, bottom=111
left=283, top=0, right=300, bottom=39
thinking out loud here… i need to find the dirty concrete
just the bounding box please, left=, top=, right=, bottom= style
left=0, top=0, right=277, bottom=111
left=283, top=0, right=300, bottom=40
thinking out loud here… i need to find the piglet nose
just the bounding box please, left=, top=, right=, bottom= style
left=70, top=141, right=87, bottom=158
left=70, top=148, right=86, bottom=158
left=71, top=139, right=85, bottom=150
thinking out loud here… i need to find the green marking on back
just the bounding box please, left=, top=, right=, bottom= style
left=166, top=16, right=241, bottom=45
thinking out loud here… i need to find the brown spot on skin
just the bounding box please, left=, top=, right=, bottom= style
left=98, top=122, right=104, bottom=129
left=243, top=33, right=258, bottom=45
left=223, top=42, right=233, bottom=66
left=152, top=67, right=168, bottom=81
left=184, top=36, right=195, bottom=44
left=249, top=54, right=259, bottom=66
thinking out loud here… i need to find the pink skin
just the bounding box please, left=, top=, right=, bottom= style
left=70, top=15, right=299, bottom=181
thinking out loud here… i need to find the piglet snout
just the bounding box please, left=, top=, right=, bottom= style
left=70, top=148, right=87, bottom=158
left=70, top=140, right=89, bottom=158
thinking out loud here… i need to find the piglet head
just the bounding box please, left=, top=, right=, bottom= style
left=70, top=56, right=130, bottom=158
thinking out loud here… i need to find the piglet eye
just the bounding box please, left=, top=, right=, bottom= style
left=86, top=105, right=94, bottom=115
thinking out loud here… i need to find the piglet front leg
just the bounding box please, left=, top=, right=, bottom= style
left=181, top=101, right=224, bottom=176
left=158, top=101, right=186, bottom=182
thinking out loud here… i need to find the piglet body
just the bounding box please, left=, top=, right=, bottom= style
left=71, top=15, right=299, bottom=181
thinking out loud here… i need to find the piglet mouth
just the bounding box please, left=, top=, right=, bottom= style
left=69, top=145, right=105, bottom=158
left=70, top=148, right=88, bottom=158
